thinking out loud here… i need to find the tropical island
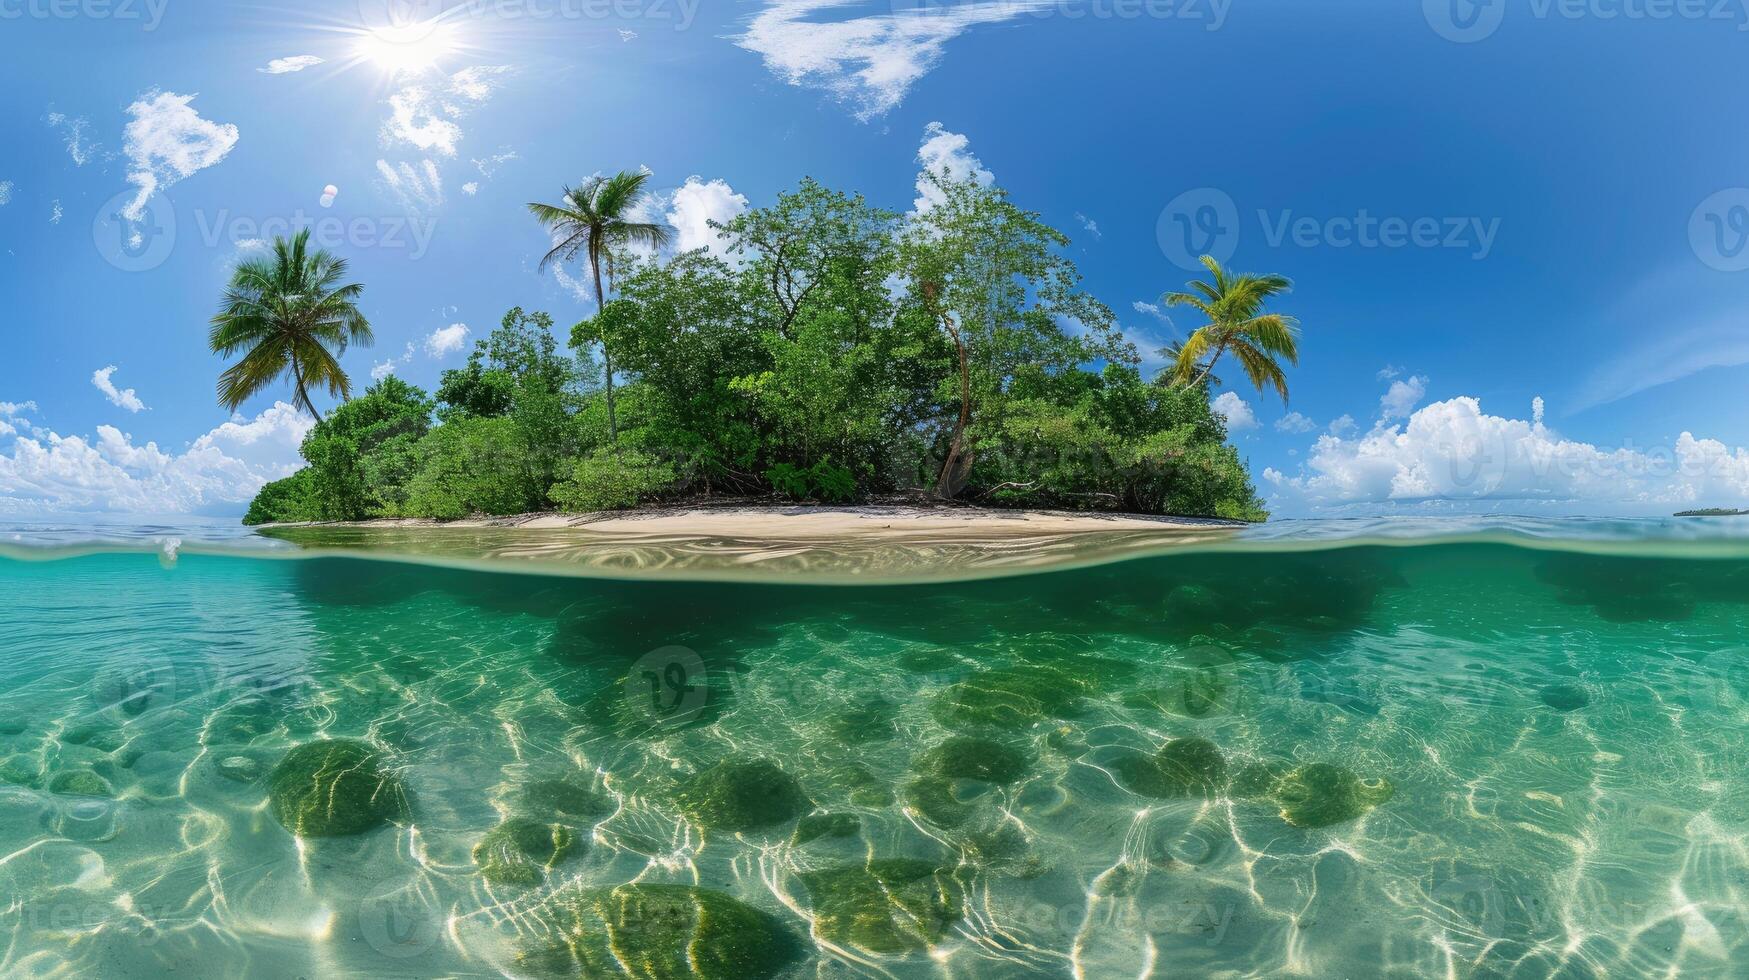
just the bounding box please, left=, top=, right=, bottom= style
left=1674, top=508, right=1749, bottom=517
left=231, top=168, right=1300, bottom=529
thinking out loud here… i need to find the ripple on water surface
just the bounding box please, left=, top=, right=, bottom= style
left=0, top=530, right=1748, bottom=976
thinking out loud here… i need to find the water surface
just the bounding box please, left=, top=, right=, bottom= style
left=2, top=518, right=1748, bottom=977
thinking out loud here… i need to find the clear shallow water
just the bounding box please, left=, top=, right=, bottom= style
left=2, top=521, right=1749, bottom=977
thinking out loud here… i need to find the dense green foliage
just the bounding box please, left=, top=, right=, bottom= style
left=243, top=172, right=1273, bottom=525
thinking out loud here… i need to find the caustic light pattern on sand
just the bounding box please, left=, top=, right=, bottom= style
left=0, top=536, right=1747, bottom=975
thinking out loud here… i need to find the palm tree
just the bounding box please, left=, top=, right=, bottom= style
left=528, top=171, right=672, bottom=445
left=1164, top=255, right=1299, bottom=403
left=209, top=230, right=373, bottom=422
left=1156, top=340, right=1222, bottom=390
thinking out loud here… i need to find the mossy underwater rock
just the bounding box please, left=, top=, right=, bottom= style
left=1272, top=762, right=1395, bottom=829
left=267, top=739, right=409, bottom=838
left=1539, top=683, right=1590, bottom=712
left=47, top=769, right=112, bottom=797
left=915, top=736, right=1031, bottom=785
left=1110, top=738, right=1227, bottom=799
left=516, top=778, right=615, bottom=821
left=930, top=666, right=1088, bottom=732
left=676, top=758, right=809, bottom=833
left=793, top=812, right=861, bottom=846
left=902, top=774, right=973, bottom=828
left=799, top=859, right=964, bottom=955
left=518, top=883, right=798, bottom=980
left=0, top=754, right=40, bottom=788
left=473, top=817, right=579, bottom=886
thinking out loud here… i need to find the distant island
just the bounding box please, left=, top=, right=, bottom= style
left=1674, top=508, right=1749, bottom=517
left=226, top=168, right=1305, bottom=528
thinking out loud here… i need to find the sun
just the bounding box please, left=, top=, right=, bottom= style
left=354, top=20, right=459, bottom=75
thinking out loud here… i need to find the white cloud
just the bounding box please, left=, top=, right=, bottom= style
left=738, top=0, right=1051, bottom=120
left=49, top=200, right=62, bottom=225
left=372, top=342, right=416, bottom=380
left=1380, top=375, right=1428, bottom=420
left=260, top=55, right=323, bottom=74
left=424, top=324, right=469, bottom=358
left=666, top=177, right=749, bottom=259
left=381, top=67, right=507, bottom=157
left=914, top=122, right=993, bottom=214
left=91, top=366, right=147, bottom=413
left=1376, top=364, right=1403, bottom=381
left=1328, top=414, right=1356, bottom=435
left=471, top=148, right=518, bottom=178
left=376, top=158, right=444, bottom=210
left=121, top=91, right=239, bottom=221
left=1268, top=395, right=1749, bottom=511
left=461, top=181, right=479, bottom=196
left=1275, top=411, right=1316, bottom=434
left=619, top=29, right=638, bottom=41
left=1212, top=391, right=1258, bottom=431
left=0, top=402, right=312, bottom=515
left=1074, top=212, right=1101, bottom=240
left=45, top=111, right=97, bottom=166
left=0, top=181, right=12, bottom=205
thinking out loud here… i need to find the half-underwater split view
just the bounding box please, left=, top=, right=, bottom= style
left=5, top=2, right=1749, bottom=978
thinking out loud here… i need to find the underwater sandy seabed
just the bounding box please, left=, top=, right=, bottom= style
left=2, top=525, right=1749, bottom=977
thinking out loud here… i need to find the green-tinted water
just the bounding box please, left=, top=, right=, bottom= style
left=2, top=535, right=1748, bottom=977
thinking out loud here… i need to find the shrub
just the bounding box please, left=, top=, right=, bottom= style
left=550, top=449, right=676, bottom=512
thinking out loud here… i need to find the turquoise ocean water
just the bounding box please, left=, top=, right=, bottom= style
left=2, top=516, right=1748, bottom=977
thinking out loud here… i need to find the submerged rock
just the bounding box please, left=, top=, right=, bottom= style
left=915, top=736, right=1031, bottom=785
left=516, top=778, right=614, bottom=821
left=1539, top=683, right=1590, bottom=712
left=798, top=859, right=964, bottom=955
left=1110, top=738, right=1227, bottom=798
left=47, top=769, right=112, bottom=797
left=473, top=817, right=579, bottom=886
left=930, top=666, right=1087, bottom=731
left=902, top=774, right=974, bottom=828
left=1273, top=763, right=1395, bottom=829
left=0, top=755, right=39, bottom=788
left=518, top=883, right=798, bottom=979
left=792, top=812, right=860, bottom=846
left=61, top=724, right=124, bottom=753
left=676, top=758, right=809, bottom=833
left=267, top=739, right=409, bottom=838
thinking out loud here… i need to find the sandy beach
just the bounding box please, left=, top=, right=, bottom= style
left=257, top=505, right=1247, bottom=582
left=269, top=504, right=1244, bottom=538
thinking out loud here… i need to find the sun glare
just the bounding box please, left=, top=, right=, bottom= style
left=355, top=20, right=458, bottom=75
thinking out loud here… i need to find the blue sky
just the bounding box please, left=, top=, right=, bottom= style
left=2, top=0, right=1747, bottom=517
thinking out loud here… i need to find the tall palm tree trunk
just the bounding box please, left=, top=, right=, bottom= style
left=935, top=312, right=972, bottom=499
left=291, top=357, right=322, bottom=422
left=590, top=249, right=618, bottom=449
left=1187, top=338, right=1230, bottom=390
